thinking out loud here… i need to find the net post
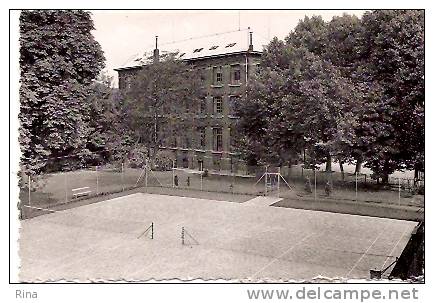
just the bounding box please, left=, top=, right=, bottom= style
left=181, top=226, right=185, bottom=245
left=151, top=222, right=154, bottom=239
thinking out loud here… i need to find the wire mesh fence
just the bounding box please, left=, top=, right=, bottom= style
left=18, top=160, right=424, bottom=219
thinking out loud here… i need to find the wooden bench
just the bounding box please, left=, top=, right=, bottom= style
left=72, top=187, right=92, bottom=198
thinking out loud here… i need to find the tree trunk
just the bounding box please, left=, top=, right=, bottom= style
left=339, top=160, right=345, bottom=181
left=382, top=173, right=389, bottom=184
left=381, top=159, right=390, bottom=184
left=326, top=154, right=332, bottom=172
left=355, top=157, right=362, bottom=174
left=325, top=154, right=332, bottom=183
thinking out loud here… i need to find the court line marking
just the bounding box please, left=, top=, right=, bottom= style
left=250, top=232, right=316, bottom=279
left=345, top=220, right=394, bottom=277
left=380, top=224, right=412, bottom=270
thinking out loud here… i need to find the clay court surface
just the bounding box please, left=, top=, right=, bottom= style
left=19, top=193, right=417, bottom=282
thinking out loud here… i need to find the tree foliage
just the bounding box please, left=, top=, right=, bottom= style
left=19, top=10, right=105, bottom=174
left=358, top=10, right=424, bottom=179
left=237, top=10, right=424, bottom=180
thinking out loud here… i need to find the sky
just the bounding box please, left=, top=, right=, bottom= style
left=91, top=10, right=366, bottom=86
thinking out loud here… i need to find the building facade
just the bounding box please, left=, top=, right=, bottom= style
left=115, top=30, right=264, bottom=172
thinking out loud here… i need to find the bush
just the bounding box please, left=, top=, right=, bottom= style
left=126, top=146, right=148, bottom=168
left=153, top=150, right=174, bottom=171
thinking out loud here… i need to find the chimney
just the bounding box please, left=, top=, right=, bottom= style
left=248, top=31, right=253, bottom=52
left=153, top=36, right=160, bottom=63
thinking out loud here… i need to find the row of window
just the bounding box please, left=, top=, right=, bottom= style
left=200, top=96, right=240, bottom=115
left=191, top=42, right=237, bottom=54
left=167, top=127, right=233, bottom=152
left=212, top=65, right=241, bottom=85
left=121, top=64, right=243, bottom=90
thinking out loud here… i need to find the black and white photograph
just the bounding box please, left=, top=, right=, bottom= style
left=9, top=7, right=425, bottom=291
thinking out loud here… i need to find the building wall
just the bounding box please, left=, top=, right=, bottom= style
left=117, top=52, right=261, bottom=172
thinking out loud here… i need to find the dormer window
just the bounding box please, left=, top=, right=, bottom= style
left=193, top=48, right=203, bottom=53
left=225, top=42, right=236, bottom=48
left=209, top=45, right=219, bottom=50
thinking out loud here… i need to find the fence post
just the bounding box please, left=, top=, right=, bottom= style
left=200, top=161, right=203, bottom=191
left=398, top=177, right=401, bottom=206
left=231, top=161, right=235, bottom=195
left=145, top=159, right=148, bottom=188
left=355, top=171, right=358, bottom=201
left=28, top=175, right=31, bottom=206
left=65, top=172, right=68, bottom=203
left=314, top=169, right=317, bottom=201
left=96, top=165, right=99, bottom=195
left=265, top=166, right=268, bottom=196
left=172, top=160, right=175, bottom=188
left=277, top=167, right=281, bottom=198
left=121, top=162, right=125, bottom=191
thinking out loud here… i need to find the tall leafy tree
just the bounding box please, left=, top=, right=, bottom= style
left=235, top=39, right=305, bottom=166
left=237, top=38, right=357, bottom=170
left=238, top=11, right=424, bottom=183
left=289, top=14, right=366, bottom=173
left=85, top=72, right=131, bottom=165
left=122, top=54, right=202, bottom=162
left=357, top=10, right=424, bottom=182
left=19, top=10, right=105, bottom=174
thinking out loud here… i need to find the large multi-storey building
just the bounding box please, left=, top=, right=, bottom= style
left=115, top=29, right=266, bottom=172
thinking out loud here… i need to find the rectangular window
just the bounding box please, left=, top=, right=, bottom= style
left=217, top=71, right=223, bottom=83
left=198, top=127, right=206, bottom=148
left=213, top=128, right=223, bottom=151
left=213, top=66, right=223, bottom=84
left=231, top=65, right=241, bottom=84
left=213, top=96, right=223, bottom=114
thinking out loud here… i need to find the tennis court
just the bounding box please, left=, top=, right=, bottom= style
left=19, top=193, right=417, bottom=282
